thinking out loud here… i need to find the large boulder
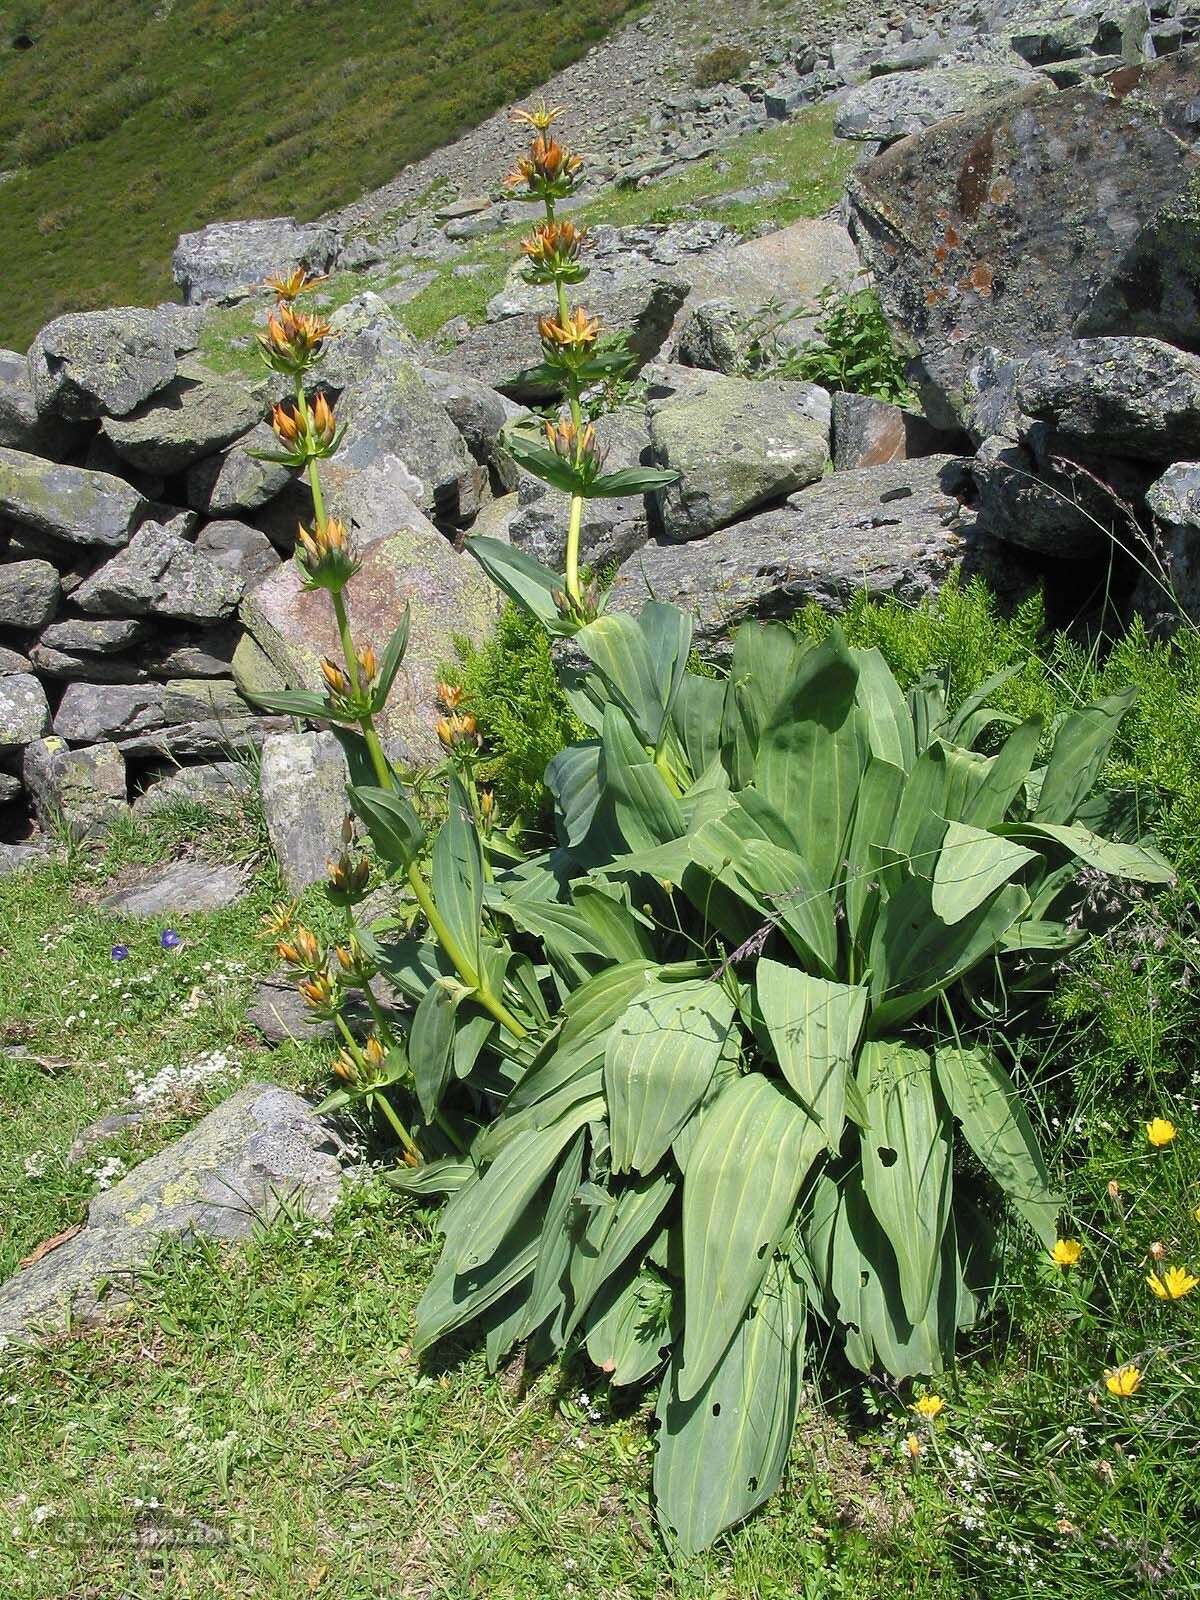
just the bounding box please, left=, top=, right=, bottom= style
left=185, top=421, right=300, bottom=516
left=54, top=682, right=167, bottom=742
left=675, top=218, right=862, bottom=344
left=0, top=672, right=51, bottom=749
left=847, top=56, right=1200, bottom=427
left=172, top=217, right=339, bottom=305
left=241, top=488, right=494, bottom=762
left=648, top=373, right=831, bottom=540
left=831, top=391, right=959, bottom=469
left=1134, top=461, right=1200, bottom=626
left=0, top=446, right=149, bottom=547
left=100, top=859, right=248, bottom=917
left=26, top=304, right=202, bottom=420
left=73, top=514, right=244, bottom=620
left=608, top=457, right=1032, bottom=651
left=100, top=370, right=263, bottom=474
left=967, top=433, right=1139, bottom=557
left=508, top=408, right=653, bottom=570
left=22, top=737, right=127, bottom=838
left=260, top=730, right=348, bottom=891
left=0, top=559, right=59, bottom=630
left=416, top=366, right=523, bottom=471
left=998, top=0, right=1152, bottom=65
left=0, top=349, right=79, bottom=458
left=1014, top=336, right=1200, bottom=459
left=193, top=518, right=281, bottom=591
left=834, top=61, right=1041, bottom=142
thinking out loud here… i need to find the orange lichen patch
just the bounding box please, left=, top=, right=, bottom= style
left=925, top=286, right=948, bottom=305
left=968, top=262, right=995, bottom=296
left=944, top=224, right=961, bottom=248
left=989, top=176, right=1015, bottom=205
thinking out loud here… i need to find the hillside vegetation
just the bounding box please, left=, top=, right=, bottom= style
left=0, top=0, right=637, bottom=348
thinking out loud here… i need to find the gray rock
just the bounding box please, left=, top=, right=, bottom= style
left=967, top=433, right=1128, bottom=557
left=0, top=842, right=50, bottom=878
left=161, top=678, right=249, bottom=724
left=441, top=277, right=689, bottom=401
left=0, top=349, right=79, bottom=458
left=28, top=645, right=149, bottom=684
left=114, top=714, right=288, bottom=761
left=608, top=457, right=1030, bottom=650
left=434, top=195, right=494, bottom=220
left=0, top=771, right=21, bottom=803
left=185, top=421, right=299, bottom=516
left=22, top=737, right=127, bottom=838
left=101, top=372, right=262, bottom=475
left=0, top=1084, right=344, bottom=1341
left=231, top=631, right=285, bottom=700
left=74, top=515, right=244, bottom=620
left=1015, top=337, right=1200, bottom=460
left=133, top=760, right=251, bottom=817
left=1003, top=0, right=1150, bottom=64
left=100, top=859, right=249, bottom=917
left=172, top=217, right=339, bottom=305
left=848, top=56, right=1200, bottom=427
left=40, top=617, right=146, bottom=653
left=0, top=559, right=59, bottom=629
left=67, top=1112, right=149, bottom=1166
left=834, top=62, right=1041, bottom=142
left=0, top=446, right=149, bottom=548
left=142, top=621, right=241, bottom=678
left=194, top=518, right=281, bottom=591
left=469, top=492, right=519, bottom=544
left=0, top=673, right=51, bottom=749
left=648, top=373, right=831, bottom=540
left=53, top=682, right=167, bottom=742
left=0, top=644, right=31, bottom=673
left=27, top=304, right=203, bottom=420
left=508, top=408, right=654, bottom=570
left=260, top=730, right=348, bottom=891
left=416, top=366, right=523, bottom=467
left=247, top=973, right=375, bottom=1044
left=1134, top=461, right=1200, bottom=626
left=676, top=299, right=749, bottom=375
left=243, top=488, right=495, bottom=763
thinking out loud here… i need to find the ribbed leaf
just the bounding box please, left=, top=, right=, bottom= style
left=754, top=627, right=869, bottom=888
left=372, top=605, right=411, bottom=710
left=431, top=775, right=484, bottom=979
left=756, top=960, right=867, bottom=1153
left=721, top=622, right=806, bottom=784
left=606, top=978, right=736, bottom=1173
left=466, top=534, right=575, bottom=635
left=654, top=1255, right=805, bottom=1554
left=853, top=646, right=916, bottom=772
left=843, top=757, right=905, bottom=956
left=858, top=1042, right=952, bottom=1325
left=385, top=1158, right=475, bottom=1197
left=960, top=715, right=1043, bottom=827
left=672, top=673, right=725, bottom=780
left=414, top=1204, right=541, bottom=1353
left=1034, top=689, right=1135, bottom=823
left=410, top=977, right=466, bottom=1122
left=935, top=1045, right=1061, bottom=1248
left=680, top=1073, right=825, bottom=1399
left=931, top=820, right=1038, bottom=925
left=597, top=704, right=685, bottom=851
left=999, top=821, right=1174, bottom=883
left=349, top=783, right=425, bottom=870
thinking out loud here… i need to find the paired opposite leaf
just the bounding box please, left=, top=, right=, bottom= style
left=605, top=978, right=736, bottom=1173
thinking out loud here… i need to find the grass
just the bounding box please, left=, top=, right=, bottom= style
left=0, top=0, right=639, bottom=348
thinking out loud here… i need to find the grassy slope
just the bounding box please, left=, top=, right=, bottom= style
left=0, top=0, right=638, bottom=348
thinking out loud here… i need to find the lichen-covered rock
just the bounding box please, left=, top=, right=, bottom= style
left=260, top=730, right=349, bottom=891
left=73, top=514, right=244, bottom=620
left=608, top=457, right=1031, bottom=650
left=39, top=617, right=146, bottom=654
left=968, top=432, right=1140, bottom=556
left=834, top=61, right=1041, bottom=141
left=53, top=682, right=167, bottom=742
left=0, top=842, right=50, bottom=878
left=185, top=421, right=299, bottom=516
left=508, top=408, right=653, bottom=569
left=0, top=446, right=149, bottom=548
left=101, top=371, right=262, bottom=474
left=0, top=348, right=79, bottom=458
left=114, top=714, right=287, bottom=761
left=172, top=216, right=338, bottom=305
left=0, top=672, right=51, bottom=749
left=1015, top=336, right=1200, bottom=460
left=27, top=303, right=203, bottom=420
left=1134, top=461, right=1200, bottom=626
left=100, top=859, right=249, bottom=917
left=648, top=373, right=831, bottom=540
left=133, top=759, right=251, bottom=817
left=22, top=737, right=127, bottom=838
left=416, top=365, right=522, bottom=469
left=0, top=1226, right=157, bottom=1343
left=676, top=300, right=749, bottom=375
left=194, top=518, right=281, bottom=591
left=243, top=485, right=494, bottom=762
left=847, top=57, right=1200, bottom=427
left=0, top=644, right=31, bottom=673
left=1000, top=0, right=1151, bottom=66
left=0, top=559, right=59, bottom=630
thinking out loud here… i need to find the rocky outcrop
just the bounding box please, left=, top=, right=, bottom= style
left=172, top=217, right=339, bottom=305
left=27, top=305, right=203, bottom=420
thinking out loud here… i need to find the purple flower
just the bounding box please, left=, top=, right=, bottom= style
left=110, top=944, right=130, bottom=962
left=160, top=929, right=182, bottom=951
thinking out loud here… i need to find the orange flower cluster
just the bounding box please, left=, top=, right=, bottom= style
left=538, top=306, right=601, bottom=355
left=544, top=415, right=602, bottom=470
left=258, top=302, right=332, bottom=372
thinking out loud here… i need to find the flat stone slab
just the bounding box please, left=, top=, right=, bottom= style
left=100, top=860, right=249, bottom=918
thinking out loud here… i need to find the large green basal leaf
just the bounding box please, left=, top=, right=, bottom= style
left=680, top=1073, right=825, bottom=1399
left=842, top=757, right=905, bottom=958
left=431, top=774, right=485, bottom=980
left=414, top=1201, right=543, bottom=1354
left=564, top=1170, right=675, bottom=1341
left=959, top=715, right=1043, bottom=828
left=998, top=821, right=1174, bottom=883
left=597, top=704, right=685, bottom=852
left=654, top=1255, right=806, bottom=1555
left=756, top=960, right=867, bottom=1153
left=754, top=627, right=870, bottom=889
left=584, top=1226, right=675, bottom=1387
left=721, top=622, right=807, bottom=786
left=858, top=1042, right=952, bottom=1326
left=410, top=976, right=467, bottom=1123
left=934, top=1046, right=1062, bottom=1248
left=466, top=534, right=576, bottom=636
left=574, top=612, right=669, bottom=747
left=931, top=820, right=1038, bottom=926
left=673, top=673, right=725, bottom=780
left=852, top=646, right=916, bottom=773
left=606, top=978, right=736, bottom=1173
left=1034, top=688, right=1136, bottom=824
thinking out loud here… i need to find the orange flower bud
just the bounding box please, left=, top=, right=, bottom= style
left=320, top=657, right=351, bottom=697
left=436, top=680, right=465, bottom=710
left=356, top=644, right=378, bottom=685
left=510, top=99, right=565, bottom=132
left=538, top=306, right=601, bottom=354
left=310, top=390, right=337, bottom=447
left=271, top=402, right=303, bottom=445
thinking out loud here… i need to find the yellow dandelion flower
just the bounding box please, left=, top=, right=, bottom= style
left=1147, top=1265, right=1199, bottom=1300
left=1146, top=1118, right=1177, bottom=1147
left=1103, top=1363, right=1142, bottom=1397
left=911, top=1394, right=945, bottom=1420
left=1050, top=1238, right=1083, bottom=1268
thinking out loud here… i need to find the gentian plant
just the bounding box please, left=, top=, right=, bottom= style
left=247, top=108, right=1174, bottom=1553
